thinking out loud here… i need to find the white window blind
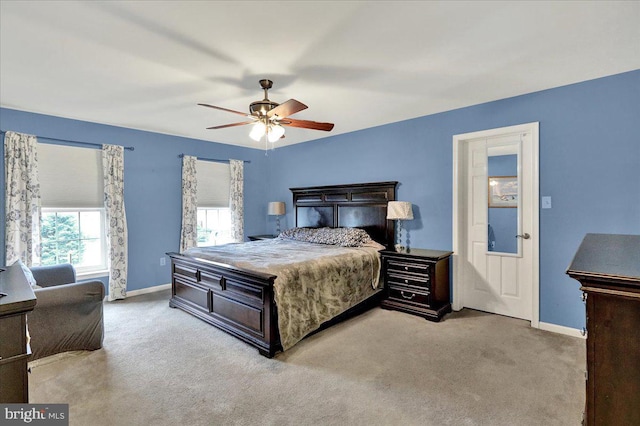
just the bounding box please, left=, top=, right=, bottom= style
left=196, top=160, right=230, bottom=208
left=38, top=143, right=104, bottom=208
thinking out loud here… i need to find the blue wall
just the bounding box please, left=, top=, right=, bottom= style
left=2, top=70, right=638, bottom=330
left=267, top=70, right=640, bottom=329
left=0, top=109, right=270, bottom=292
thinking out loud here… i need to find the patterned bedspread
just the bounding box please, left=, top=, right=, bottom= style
left=183, top=238, right=382, bottom=350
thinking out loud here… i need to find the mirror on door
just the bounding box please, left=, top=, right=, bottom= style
left=487, top=142, right=520, bottom=255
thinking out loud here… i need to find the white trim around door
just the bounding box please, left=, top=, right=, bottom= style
left=452, top=122, right=540, bottom=328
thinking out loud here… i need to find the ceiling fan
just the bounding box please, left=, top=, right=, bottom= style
left=199, top=79, right=334, bottom=143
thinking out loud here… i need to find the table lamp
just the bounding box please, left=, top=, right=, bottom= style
left=268, top=201, right=286, bottom=234
left=387, top=201, right=414, bottom=251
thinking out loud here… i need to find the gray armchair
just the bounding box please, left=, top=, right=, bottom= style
left=28, top=264, right=105, bottom=360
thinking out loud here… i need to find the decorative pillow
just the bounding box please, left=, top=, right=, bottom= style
left=279, top=227, right=375, bottom=247
left=278, top=227, right=316, bottom=242
left=361, top=239, right=386, bottom=250
left=11, top=259, right=41, bottom=289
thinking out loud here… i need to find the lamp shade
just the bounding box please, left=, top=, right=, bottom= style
left=250, top=121, right=266, bottom=141
left=386, top=201, right=413, bottom=220
left=268, top=124, right=285, bottom=142
left=268, top=201, right=286, bottom=216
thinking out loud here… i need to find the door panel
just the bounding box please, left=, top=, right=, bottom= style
left=501, top=257, right=518, bottom=297
left=462, top=131, right=533, bottom=320
left=472, top=241, right=488, bottom=292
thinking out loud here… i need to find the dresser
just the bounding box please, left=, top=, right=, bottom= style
left=566, top=233, right=640, bottom=426
left=380, top=248, right=453, bottom=321
left=0, top=264, right=36, bottom=403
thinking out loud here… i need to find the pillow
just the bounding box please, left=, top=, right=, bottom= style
left=279, top=227, right=376, bottom=247
left=361, top=239, right=386, bottom=250
left=278, top=227, right=316, bottom=242
left=11, top=259, right=41, bottom=289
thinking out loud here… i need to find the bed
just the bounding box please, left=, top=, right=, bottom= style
left=167, top=181, right=398, bottom=357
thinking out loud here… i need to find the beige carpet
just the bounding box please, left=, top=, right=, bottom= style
left=29, top=290, right=585, bottom=425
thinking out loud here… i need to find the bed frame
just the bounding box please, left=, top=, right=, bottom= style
left=167, top=181, right=398, bottom=357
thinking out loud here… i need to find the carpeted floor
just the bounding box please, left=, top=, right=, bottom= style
left=29, top=289, right=585, bottom=425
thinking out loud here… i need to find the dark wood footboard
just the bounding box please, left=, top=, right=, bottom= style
left=167, top=252, right=281, bottom=357
left=168, top=250, right=385, bottom=357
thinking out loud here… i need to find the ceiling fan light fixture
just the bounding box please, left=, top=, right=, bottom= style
left=200, top=79, right=334, bottom=145
left=250, top=121, right=266, bottom=141
left=268, top=124, right=285, bottom=142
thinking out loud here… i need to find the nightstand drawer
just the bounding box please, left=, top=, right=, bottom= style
left=388, top=271, right=430, bottom=289
left=388, top=286, right=430, bottom=306
left=387, top=259, right=430, bottom=276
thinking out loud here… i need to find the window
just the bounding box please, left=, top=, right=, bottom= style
left=197, top=208, right=232, bottom=246
left=195, top=160, right=232, bottom=247
left=41, top=208, right=107, bottom=273
left=38, top=143, right=107, bottom=275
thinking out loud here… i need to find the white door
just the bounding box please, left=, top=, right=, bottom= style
left=453, top=123, right=539, bottom=324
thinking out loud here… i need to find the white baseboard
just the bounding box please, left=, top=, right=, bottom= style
left=538, top=321, right=585, bottom=339
left=106, top=283, right=171, bottom=300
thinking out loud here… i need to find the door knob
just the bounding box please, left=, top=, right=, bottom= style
left=516, top=233, right=531, bottom=239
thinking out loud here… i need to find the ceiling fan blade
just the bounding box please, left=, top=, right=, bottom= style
left=267, top=99, right=308, bottom=119
left=281, top=118, right=334, bottom=132
left=206, top=121, right=254, bottom=130
left=198, top=103, right=249, bottom=117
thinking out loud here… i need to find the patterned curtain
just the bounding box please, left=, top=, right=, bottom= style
left=229, top=159, right=244, bottom=242
left=180, top=155, right=198, bottom=252
left=4, top=131, right=42, bottom=266
left=102, top=144, right=128, bottom=301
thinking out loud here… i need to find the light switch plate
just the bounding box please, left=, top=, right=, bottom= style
left=542, top=196, right=552, bottom=209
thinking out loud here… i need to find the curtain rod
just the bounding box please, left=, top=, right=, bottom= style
left=0, top=130, right=134, bottom=151
left=177, top=153, right=250, bottom=164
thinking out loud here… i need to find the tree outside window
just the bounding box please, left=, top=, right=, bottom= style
left=41, top=209, right=106, bottom=272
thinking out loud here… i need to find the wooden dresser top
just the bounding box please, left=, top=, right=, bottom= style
left=566, top=233, right=640, bottom=285
left=0, top=264, right=36, bottom=316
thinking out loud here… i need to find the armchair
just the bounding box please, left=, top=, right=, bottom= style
left=28, top=264, right=105, bottom=360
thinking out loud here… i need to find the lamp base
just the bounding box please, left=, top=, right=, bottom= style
left=394, top=244, right=408, bottom=253
left=395, top=220, right=407, bottom=252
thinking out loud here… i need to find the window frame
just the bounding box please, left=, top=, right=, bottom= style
left=196, top=207, right=233, bottom=247
left=41, top=207, right=109, bottom=276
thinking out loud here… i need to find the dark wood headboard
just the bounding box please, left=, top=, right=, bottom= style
left=290, top=181, right=398, bottom=248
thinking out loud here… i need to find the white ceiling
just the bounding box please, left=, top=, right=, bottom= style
left=1, top=1, right=639, bottom=149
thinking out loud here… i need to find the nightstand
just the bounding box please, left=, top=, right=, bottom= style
left=248, top=234, right=277, bottom=241
left=380, top=248, right=453, bottom=321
